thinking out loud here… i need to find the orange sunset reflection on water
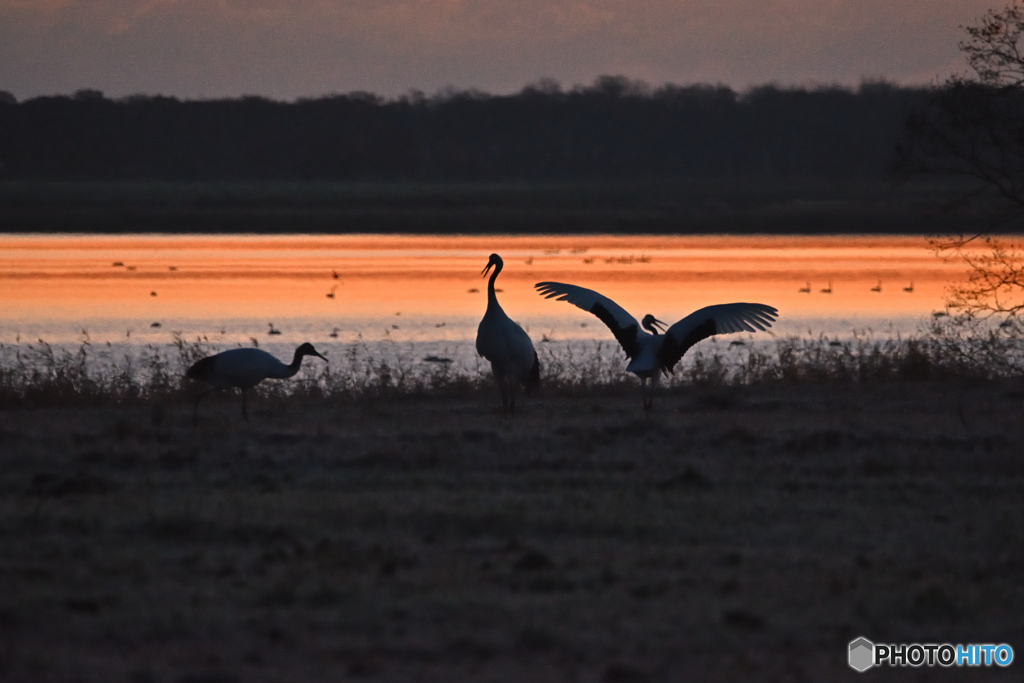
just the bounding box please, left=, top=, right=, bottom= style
left=0, top=233, right=982, bottom=347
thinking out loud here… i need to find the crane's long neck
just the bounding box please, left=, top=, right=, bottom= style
left=486, top=262, right=503, bottom=312
left=281, top=349, right=305, bottom=378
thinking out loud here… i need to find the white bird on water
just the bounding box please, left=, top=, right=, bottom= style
left=535, top=282, right=778, bottom=409
left=185, top=343, right=327, bottom=421
left=476, top=253, right=540, bottom=413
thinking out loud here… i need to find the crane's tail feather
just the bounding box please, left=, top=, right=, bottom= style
left=525, top=351, right=541, bottom=395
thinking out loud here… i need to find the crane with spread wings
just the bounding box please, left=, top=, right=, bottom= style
left=535, top=282, right=777, bottom=409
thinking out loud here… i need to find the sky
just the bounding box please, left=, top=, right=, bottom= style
left=0, top=0, right=1002, bottom=101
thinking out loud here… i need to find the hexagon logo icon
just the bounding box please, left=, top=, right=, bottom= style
left=849, top=637, right=875, bottom=672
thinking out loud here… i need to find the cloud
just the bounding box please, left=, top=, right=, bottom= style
left=0, top=0, right=999, bottom=99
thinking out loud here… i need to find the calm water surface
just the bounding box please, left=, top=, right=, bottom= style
left=0, top=233, right=974, bottom=370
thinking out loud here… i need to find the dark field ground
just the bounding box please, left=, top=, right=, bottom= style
left=2, top=381, right=1023, bottom=682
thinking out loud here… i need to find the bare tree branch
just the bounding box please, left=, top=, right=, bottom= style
left=900, top=3, right=1024, bottom=367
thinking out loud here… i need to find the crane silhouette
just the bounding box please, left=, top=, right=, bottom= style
left=476, top=254, right=540, bottom=414
left=186, top=343, right=327, bottom=421
left=535, top=282, right=777, bottom=409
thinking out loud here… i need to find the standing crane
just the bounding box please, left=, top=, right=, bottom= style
left=476, top=254, right=540, bottom=414
left=185, top=343, right=327, bottom=421
left=535, top=282, right=777, bottom=409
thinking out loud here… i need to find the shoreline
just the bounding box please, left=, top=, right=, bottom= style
left=0, top=178, right=1006, bottom=235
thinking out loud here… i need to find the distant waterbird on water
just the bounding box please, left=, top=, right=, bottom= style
left=798, top=282, right=810, bottom=293
left=185, top=343, right=327, bottom=421
left=871, top=280, right=882, bottom=292
left=268, top=323, right=282, bottom=335
left=535, top=282, right=777, bottom=409
left=476, top=254, right=540, bottom=414
left=904, top=282, right=914, bottom=293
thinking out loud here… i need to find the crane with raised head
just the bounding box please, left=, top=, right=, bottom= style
left=535, top=282, right=777, bottom=409
left=186, top=343, right=327, bottom=421
left=476, top=254, right=540, bottom=414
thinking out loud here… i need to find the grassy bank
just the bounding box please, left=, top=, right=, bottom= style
left=3, top=326, right=1023, bottom=680
left=0, top=332, right=996, bottom=410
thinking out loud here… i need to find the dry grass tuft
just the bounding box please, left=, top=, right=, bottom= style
left=0, top=325, right=1017, bottom=409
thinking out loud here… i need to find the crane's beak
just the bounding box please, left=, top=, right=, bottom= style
left=482, top=262, right=493, bottom=277
left=651, top=317, right=668, bottom=332
left=312, top=349, right=328, bottom=362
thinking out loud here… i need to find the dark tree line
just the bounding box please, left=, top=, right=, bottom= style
left=0, top=77, right=927, bottom=182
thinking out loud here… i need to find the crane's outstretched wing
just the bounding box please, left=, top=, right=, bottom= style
left=661, top=303, right=778, bottom=371
left=535, top=282, right=641, bottom=358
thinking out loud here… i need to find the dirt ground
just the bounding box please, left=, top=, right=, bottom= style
left=1, top=381, right=1022, bottom=682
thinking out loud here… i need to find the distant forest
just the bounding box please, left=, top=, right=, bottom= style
left=0, top=78, right=928, bottom=182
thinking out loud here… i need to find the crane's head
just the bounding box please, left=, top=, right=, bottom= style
left=481, top=253, right=504, bottom=277
left=296, top=342, right=328, bottom=362
left=642, top=314, right=667, bottom=335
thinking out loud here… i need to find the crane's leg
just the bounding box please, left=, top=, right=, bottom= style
left=504, top=377, right=514, bottom=415
left=497, top=375, right=509, bottom=413
left=193, top=389, right=213, bottom=423
left=647, top=375, right=660, bottom=412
